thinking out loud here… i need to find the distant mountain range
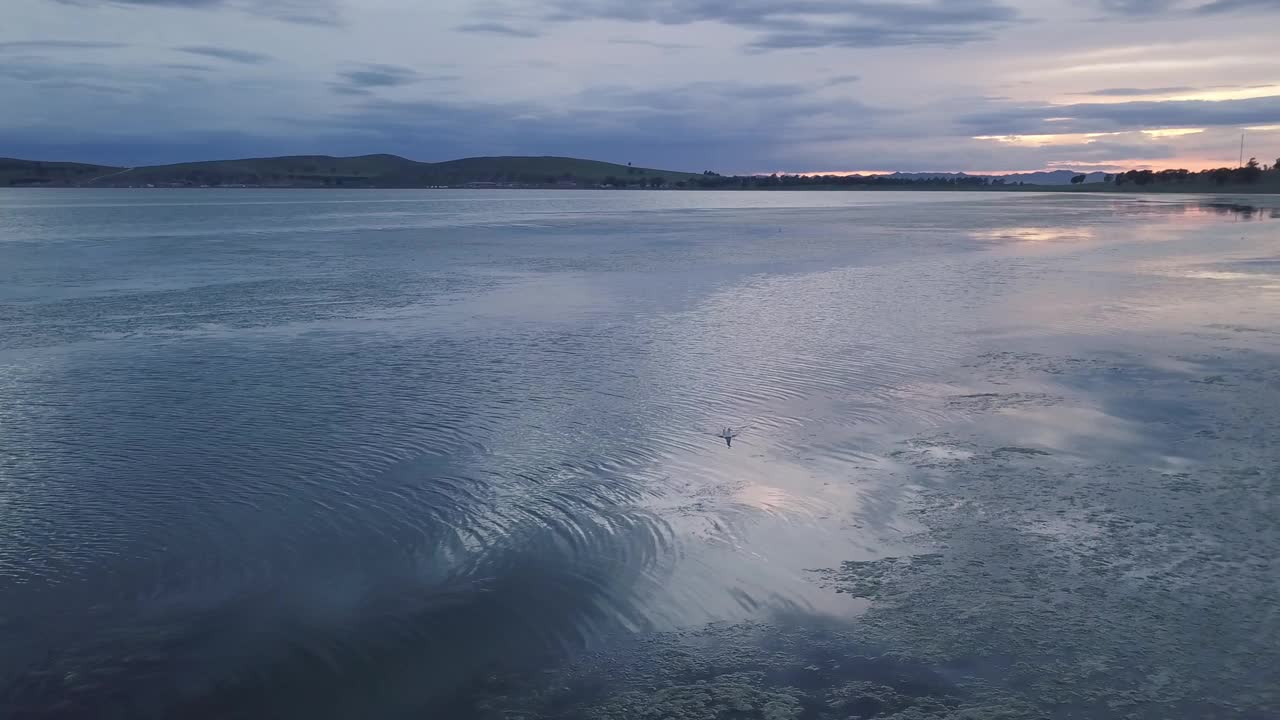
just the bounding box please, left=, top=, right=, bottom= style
left=1, top=154, right=1122, bottom=189
left=0, top=155, right=701, bottom=189
left=886, top=170, right=1109, bottom=185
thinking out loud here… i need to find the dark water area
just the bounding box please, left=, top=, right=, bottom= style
left=1, top=190, right=1277, bottom=719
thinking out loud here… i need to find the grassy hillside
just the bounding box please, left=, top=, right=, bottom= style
left=425, top=156, right=701, bottom=186
left=33, top=154, right=701, bottom=188
left=110, top=154, right=418, bottom=187
left=0, top=158, right=124, bottom=187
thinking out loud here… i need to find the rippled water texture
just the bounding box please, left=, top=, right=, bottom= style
left=1, top=190, right=1277, bottom=719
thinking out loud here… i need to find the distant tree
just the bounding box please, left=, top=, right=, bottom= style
left=1114, top=169, right=1154, bottom=186
left=1274, top=157, right=1280, bottom=171
left=648, top=176, right=666, bottom=188
left=1241, top=158, right=1263, bottom=183
left=1071, top=174, right=1087, bottom=184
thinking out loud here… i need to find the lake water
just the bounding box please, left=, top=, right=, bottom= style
left=1, top=190, right=1277, bottom=719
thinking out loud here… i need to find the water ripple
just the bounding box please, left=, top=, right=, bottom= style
left=2, top=190, right=1274, bottom=717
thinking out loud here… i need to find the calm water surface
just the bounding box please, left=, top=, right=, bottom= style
left=1, top=190, right=1277, bottom=718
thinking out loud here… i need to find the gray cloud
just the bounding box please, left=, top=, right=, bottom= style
left=175, top=45, right=272, bottom=64
left=11, top=0, right=1273, bottom=174
left=608, top=37, right=695, bottom=50
left=573, top=80, right=872, bottom=115
left=0, top=79, right=1223, bottom=175
left=1076, top=86, right=1195, bottom=96
left=1195, top=0, right=1280, bottom=12
left=1098, top=0, right=1279, bottom=14
left=958, top=95, right=1280, bottom=135
left=36, top=80, right=135, bottom=95
left=52, top=0, right=222, bottom=5
left=455, top=22, right=540, bottom=38
left=159, top=63, right=216, bottom=72
left=825, top=75, right=861, bottom=87
left=747, top=24, right=995, bottom=50
left=0, top=58, right=103, bottom=82
left=330, top=85, right=371, bottom=97
left=546, top=0, right=1016, bottom=26
left=307, top=85, right=1201, bottom=174
left=0, top=40, right=127, bottom=51
left=299, top=77, right=896, bottom=173
left=540, top=0, right=1019, bottom=49
left=49, top=0, right=339, bottom=25
left=0, top=55, right=141, bottom=98
left=328, top=64, right=462, bottom=96
left=338, top=64, right=420, bottom=89
left=0, top=64, right=68, bottom=82
left=717, top=83, right=814, bottom=100
left=1098, top=0, right=1176, bottom=13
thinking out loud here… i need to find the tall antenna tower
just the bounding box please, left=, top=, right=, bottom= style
left=1239, top=133, right=1245, bottom=168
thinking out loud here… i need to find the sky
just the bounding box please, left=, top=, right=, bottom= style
left=2, top=0, right=1279, bottom=174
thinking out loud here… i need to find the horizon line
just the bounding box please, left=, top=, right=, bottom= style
left=3, top=152, right=1268, bottom=178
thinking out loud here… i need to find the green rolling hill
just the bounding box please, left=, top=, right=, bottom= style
left=7, top=154, right=1277, bottom=192
left=0, top=158, right=125, bottom=187
left=0, top=154, right=701, bottom=188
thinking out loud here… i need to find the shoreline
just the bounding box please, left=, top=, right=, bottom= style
left=5, top=184, right=1280, bottom=194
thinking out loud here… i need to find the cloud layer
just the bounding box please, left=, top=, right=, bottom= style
left=542, top=0, right=1022, bottom=49
left=175, top=45, right=272, bottom=64
left=50, top=0, right=340, bottom=24
left=2, top=0, right=1278, bottom=172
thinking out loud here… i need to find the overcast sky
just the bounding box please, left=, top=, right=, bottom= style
left=3, top=0, right=1278, bottom=173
